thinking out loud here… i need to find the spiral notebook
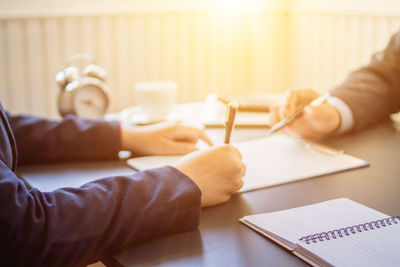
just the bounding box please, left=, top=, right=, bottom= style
left=239, top=198, right=400, bottom=266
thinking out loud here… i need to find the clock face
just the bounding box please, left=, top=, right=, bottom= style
left=73, top=84, right=109, bottom=119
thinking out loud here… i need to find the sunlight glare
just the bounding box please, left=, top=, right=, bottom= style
left=215, top=0, right=264, bottom=11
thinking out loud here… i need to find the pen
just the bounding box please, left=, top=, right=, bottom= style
left=267, top=93, right=330, bottom=136
left=224, top=101, right=238, bottom=144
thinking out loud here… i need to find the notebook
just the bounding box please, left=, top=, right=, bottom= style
left=127, top=134, right=369, bottom=193
left=239, top=198, right=400, bottom=267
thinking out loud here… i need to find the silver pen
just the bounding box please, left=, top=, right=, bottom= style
left=267, top=93, right=330, bottom=136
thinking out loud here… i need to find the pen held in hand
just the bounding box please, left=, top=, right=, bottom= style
left=224, top=101, right=238, bottom=144
left=267, top=93, right=329, bottom=136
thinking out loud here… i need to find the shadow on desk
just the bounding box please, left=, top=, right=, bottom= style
left=114, top=231, right=203, bottom=266
left=19, top=160, right=136, bottom=192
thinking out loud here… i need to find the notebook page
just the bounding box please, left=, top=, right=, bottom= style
left=127, top=134, right=369, bottom=193
left=241, top=198, right=400, bottom=266
left=235, top=134, right=368, bottom=192
left=302, top=225, right=400, bottom=266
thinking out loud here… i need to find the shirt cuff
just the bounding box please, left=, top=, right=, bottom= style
left=326, top=96, right=354, bottom=134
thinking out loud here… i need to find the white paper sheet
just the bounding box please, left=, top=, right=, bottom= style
left=127, top=134, right=369, bottom=193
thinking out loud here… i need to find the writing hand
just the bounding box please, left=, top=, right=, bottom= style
left=173, top=145, right=246, bottom=207
left=270, top=88, right=341, bottom=139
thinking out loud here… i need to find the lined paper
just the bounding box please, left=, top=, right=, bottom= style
left=241, top=198, right=400, bottom=266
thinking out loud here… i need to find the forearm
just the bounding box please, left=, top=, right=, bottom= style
left=0, top=164, right=201, bottom=266
left=331, top=31, right=400, bottom=132
left=7, top=113, right=121, bottom=165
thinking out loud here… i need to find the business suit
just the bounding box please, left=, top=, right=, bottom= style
left=0, top=103, right=201, bottom=266
left=331, top=30, right=400, bottom=132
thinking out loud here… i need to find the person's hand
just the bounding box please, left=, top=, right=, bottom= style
left=270, top=88, right=341, bottom=139
left=173, top=145, right=246, bottom=207
left=121, top=122, right=213, bottom=156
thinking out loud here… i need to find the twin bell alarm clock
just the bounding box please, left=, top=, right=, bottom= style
left=56, top=54, right=110, bottom=119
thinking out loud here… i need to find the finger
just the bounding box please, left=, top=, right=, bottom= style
left=305, top=103, right=340, bottom=135
left=227, top=145, right=243, bottom=160
left=171, top=126, right=214, bottom=146
left=286, top=106, right=324, bottom=139
left=198, top=130, right=213, bottom=146
left=240, top=162, right=247, bottom=177
left=269, top=104, right=281, bottom=126
left=235, top=178, right=244, bottom=191
left=285, top=90, right=300, bottom=117
left=284, top=89, right=319, bottom=117
left=188, top=127, right=213, bottom=146
left=165, top=139, right=198, bottom=155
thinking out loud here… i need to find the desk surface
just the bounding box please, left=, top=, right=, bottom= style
left=20, top=121, right=400, bottom=267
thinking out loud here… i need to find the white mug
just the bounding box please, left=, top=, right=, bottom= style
left=134, top=81, right=178, bottom=122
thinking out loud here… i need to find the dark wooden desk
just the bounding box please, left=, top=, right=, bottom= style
left=113, top=122, right=400, bottom=267
left=20, top=122, right=400, bottom=267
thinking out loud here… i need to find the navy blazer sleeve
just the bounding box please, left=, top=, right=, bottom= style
left=0, top=163, right=201, bottom=266
left=331, top=31, right=400, bottom=132
left=7, top=113, right=121, bottom=165
left=0, top=110, right=202, bottom=266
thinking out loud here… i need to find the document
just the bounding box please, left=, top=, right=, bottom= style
left=201, top=94, right=270, bottom=128
left=240, top=198, right=400, bottom=266
left=127, top=134, right=369, bottom=193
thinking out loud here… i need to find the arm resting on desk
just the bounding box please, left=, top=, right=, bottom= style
left=7, top=113, right=121, bottom=165
left=0, top=163, right=201, bottom=266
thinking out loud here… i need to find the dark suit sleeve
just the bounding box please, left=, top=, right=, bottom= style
left=6, top=113, right=121, bottom=165
left=331, top=31, right=400, bottom=132
left=0, top=162, right=201, bottom=266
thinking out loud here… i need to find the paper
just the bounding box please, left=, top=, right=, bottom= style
left=127, top=134, right=369, bottom=193
left=202, top=94, right=270, bottom=127
left=240, top=198, right=400, bottom=266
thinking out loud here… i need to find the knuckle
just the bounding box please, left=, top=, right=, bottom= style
left=232, top=177, right=243, bottom=190
left=220, top=144, right=235, bottom=154
left=223, top=194, right=232, bottom=202
left=241, top=163, right=247, bottom=176
left=237, top=179, right=244, bottom=190
left=232, top=161, right=243, bottom=173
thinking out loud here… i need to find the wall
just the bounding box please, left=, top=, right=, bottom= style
left=287, top=0, right=400, bottom=92
left=0, top=0, right=399, bottom=117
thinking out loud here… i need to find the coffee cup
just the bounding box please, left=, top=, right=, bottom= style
left=134, top=81, right=178, bottom=122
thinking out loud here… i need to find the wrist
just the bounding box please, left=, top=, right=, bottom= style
left=120, top=126, right=139, bottom=152
left=326, top=96, right=354, bottom=134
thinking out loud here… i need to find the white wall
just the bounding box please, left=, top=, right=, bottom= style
left=1, top=0, right=400, bottom=117
left=0, top=0, right=290, bottom=17
left=2, top=0, right=400, bottom=16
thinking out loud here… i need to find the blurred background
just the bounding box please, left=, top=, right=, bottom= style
left=1, top=0, right=400, bottom=118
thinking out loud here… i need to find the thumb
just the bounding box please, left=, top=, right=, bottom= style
left=269, top=104, right=281, bottom=126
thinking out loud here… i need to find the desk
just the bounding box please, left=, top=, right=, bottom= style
left=20, top=121, right=400, bottom=267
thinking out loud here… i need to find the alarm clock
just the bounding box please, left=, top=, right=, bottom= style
left=56, top=54, right=110, bottom=119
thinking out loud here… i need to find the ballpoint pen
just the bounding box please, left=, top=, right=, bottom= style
left=267, top=93, right=330, bottom=136
left=224, top=101, right=238, bottom=144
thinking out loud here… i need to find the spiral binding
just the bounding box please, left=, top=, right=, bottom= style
left=299, top=216, right=400, bottom=244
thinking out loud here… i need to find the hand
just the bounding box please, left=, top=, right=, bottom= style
left=270, top=88, right=341, bottom=139
left=121, top=122, right=213, bottom=156
left=173, top=145, right=246, bottom=207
